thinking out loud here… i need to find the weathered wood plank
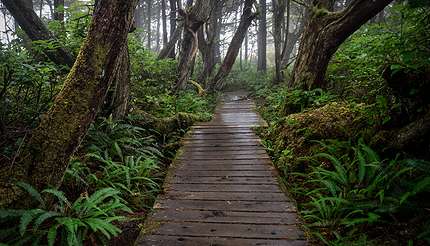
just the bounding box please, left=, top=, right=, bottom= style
left=163, top=191, right=288, bottom=201
left=137, top=235, right=307, bottom=246
left=154, top=200, right=296, bottom=212
left=151, top=209, right=298, bottom=224
left=167, top=184, right=282, bottom=192
left=172, top=170, right=274, bottom=177
left=151, top=222, right=304, bottom=239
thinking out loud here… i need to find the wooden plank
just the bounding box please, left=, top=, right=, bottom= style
left=182, top=159, right=272, bottom=165
left=170, top=176, right=277, bottom=185
left=182, top=146, right=264, bottom=151
left=138, top=235, right=307, bottom=246
left=163, top=191, right=288, bottom=201
left=179, top=154, right=269, bottom=160
left=175, top=164, right=271, bottom=171
left=151, top=209, right=298, bottom=224
left=151, top=222, right=304, bottom=239
left=172, top=170, right=274, bottom=177
left=166, top=184, right=282, bottom=193
left=181, top=150, right=267, bottom=155
left=183, top=138, right=261, bottom=143
left=178, top=157, right=270, bottom=161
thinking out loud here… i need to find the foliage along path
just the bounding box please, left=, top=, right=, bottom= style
left=136, top=91, right=306, bottom=245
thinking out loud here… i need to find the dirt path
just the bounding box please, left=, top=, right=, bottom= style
left=136, top=91, right=306, bottom=245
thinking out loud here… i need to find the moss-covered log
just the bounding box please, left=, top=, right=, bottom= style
left=131, top=111, right=206, bottom=134
left=0, top=0, right=138, bottom=208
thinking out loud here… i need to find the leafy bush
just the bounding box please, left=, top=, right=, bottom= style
left=0, top=183, right=130, bottom=246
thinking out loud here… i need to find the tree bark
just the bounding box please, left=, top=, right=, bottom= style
left=158, top=21, right=183, bottom=59
left=0, top=0, right=138, bottom=208
left=281, top=6, right=307, bottom=67
left=161, top=0, right=168, bottom=46
left=146, top=0, right=152, bottom=49
left=257, top=0, right=267, bottom=72
left=207, top=0, right=257, bottom=92
left=291, top=0, right=393, bottom=89
left=196, top=0, right=223, bottom=86
left=104, top=47, right=131, bottom=119
left=273, top=0, right=287, bottom=83
left=173, top=0, right=212, bottom=92
left=1, top=0, right=74, bottom=67
left=167, top=0, right=177, bottom=58
left=156, top=2, right=161, bottom=51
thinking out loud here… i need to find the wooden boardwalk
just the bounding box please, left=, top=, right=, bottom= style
left=136, top=91, right=306, bottom=246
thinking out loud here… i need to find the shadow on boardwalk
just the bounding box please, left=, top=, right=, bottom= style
left=136, top=91, right=307, bottom=246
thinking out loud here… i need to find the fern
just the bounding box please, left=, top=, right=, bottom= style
left=0, top=184, right=129, bottom=246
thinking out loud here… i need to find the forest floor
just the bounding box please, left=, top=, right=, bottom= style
left=135, top=91, right=307, bottom=245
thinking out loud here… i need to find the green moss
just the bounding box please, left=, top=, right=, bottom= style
left=270, top=102, right=375, bottom=172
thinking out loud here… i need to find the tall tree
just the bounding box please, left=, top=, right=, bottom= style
left=173, top=0, right=212, bottom=92
left=161, top=0, right=168, bottom=46
left=146, top=0, right=152, bottom=49
left=273, top=0, right=287, bottom=83
left=155, top=1, right=161, bottom=51
left=1, top=0, right=74, bottom=66
left=290, top=0, right=393, bottom=89
left=0, top=0, right=138, bottom=207
left=197, top=0, right=223, bottom=86
left=167, top=0, right=177, bottom=58
left=207, top=0, right=257, bottom=91
left=257, top=0, right=267, bottom=72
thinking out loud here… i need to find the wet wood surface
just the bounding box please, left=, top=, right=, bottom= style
left=136, top=91, right=306, bottom=245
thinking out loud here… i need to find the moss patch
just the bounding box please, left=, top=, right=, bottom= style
left=268, top=102, right=374, bottom=172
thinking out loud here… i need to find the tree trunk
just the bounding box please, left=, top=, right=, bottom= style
left=161, top=0, right=168, bottom=46
left=207, top=0, right=257, bottom=92
left=291, top=0, right=393, bottom=89
left=196, top=0, right=223, bottom=86
left=257, top=0, right=267, bottom=72
left=173, top=0, right=212, bottom=92
left=1, top=0, right=74, bottom=67
left=104, top=47, right=131, bottom=119
left=146, top=0, right=152, bottom=50
left=273, top=0, right=286, bottom=83
left=0, top=0, right=138, bottom=208
left=158, top=21, right=183, bottom=59
left=281, top=6, right=307, bottom=67
left=156, top=2, right=161, bottom=51
left=168, top=0, right=177, bottom=58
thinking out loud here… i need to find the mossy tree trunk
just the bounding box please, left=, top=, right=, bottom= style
left=207, top=0, right=257, bottom=92
left=0, top=0, right=138, bottom=207
left=290, top=0, right=393, bottom=90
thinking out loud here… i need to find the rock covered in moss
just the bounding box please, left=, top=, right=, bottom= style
left=269, top=102, right=373, bottom=172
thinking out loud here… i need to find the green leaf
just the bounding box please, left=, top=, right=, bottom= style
left=19, top=209, right=44, bottom=236
left=47, top=224, right=59, bottom=246
left=16, top=182, right=45, bottom=207
left=34, top=211, right=61, bottom=230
